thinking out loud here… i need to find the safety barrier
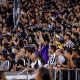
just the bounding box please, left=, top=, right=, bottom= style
left=53, top=68, right=80, bottom=80
left=5, top=68, right=80, bottom=80
left=5, top=68, right=35, bottom=80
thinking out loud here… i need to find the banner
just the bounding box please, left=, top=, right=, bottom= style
left=13, top=0, right=20, bottom=28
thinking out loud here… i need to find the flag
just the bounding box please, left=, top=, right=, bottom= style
left=13, top=0, right=20, bottom=28
left=41, top=44, right=49, bottom=64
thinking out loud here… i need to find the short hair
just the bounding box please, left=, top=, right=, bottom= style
left=2, top=54, right=8, bottom=60
left=73, top=32, right=79, bottom=38
left=51, top=45, right=57, bottom=52
left=64, top=33, right=71, bottom=38
left=67, top=48, right=73, bottom=55
left=38, top=67, right=51, bottom=80
left=0, top=71, right=6, bottom=80
left=73, top=48, right=80, bottom=56
left=27, top=46, right=35, bottom=54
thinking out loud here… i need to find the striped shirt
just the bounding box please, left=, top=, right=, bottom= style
left=0, top=60, right=10, bottom=70
left=48, top=54, right=56, bottom=66
left=64, top=40, right=74, bottom=48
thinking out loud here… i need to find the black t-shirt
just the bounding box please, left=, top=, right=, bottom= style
left=9, top=59, right=15, bottom=71
left=72, top=38, right=80, bottom=46
left=28, top=33, right=36, bottom=44
left=73, top=57, right=80, bottom=68
left=24, top=57, right=32, bottom=68
left=16, top=58, right=25, bottom=71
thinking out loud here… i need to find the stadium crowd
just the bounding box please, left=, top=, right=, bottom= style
left=0, top=0, right=80, bottom=80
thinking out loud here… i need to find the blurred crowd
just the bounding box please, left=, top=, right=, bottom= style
left=0, top=0, right=80, bottom=80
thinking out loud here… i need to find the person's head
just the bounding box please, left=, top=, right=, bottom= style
left=0, top=54, right=2, bottom=60
left=51, top=45, right=57, bottom=52
left=67, top=48, right=73, bottom=55
left=35, top=44, right=39, bottom=50
left=72, top=32, right=79, bottom=39
left=12, top=47, right=19, bottom=54
left=55, top=49, right=61, bottom=57
left=64, top=33, right=71, bottom=41
left=72, top=49, right=80, bottom=58
left=31, top=18, right=36, bottom=24
left=35, top=67, right=51, bottom=80
left=19, top=48, right=25, bottom=57
left=1, top=54, right=8, bottom=61
left=30, top=53, right=37, bottom=61
left=72, top=26, right=78, bottom=32
left=0, top=71, right=6, bottom=80
left=7, top=53, right=15, bottom=61
left=26, top=46, right=35, bottom=58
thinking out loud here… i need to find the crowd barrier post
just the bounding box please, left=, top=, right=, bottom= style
left=53, top=68, right=80, bottom=80
left=68, top=70, right=70, bottom=80
left=75, top=69, right=78, bottom=80
left=54, top=69, right=57, bottom=80
left=59, top=69, right=63, bottom=80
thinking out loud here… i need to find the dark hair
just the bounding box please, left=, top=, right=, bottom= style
left=27, top=45, right=35, bottom=53
left=38, top=67, right=51, bottom=80
left=51, top=45, right=57, bottom=52
left=2, top=54, right=8, bottom=60
left=27, top=49, right=35, bottom=54
left=73, top=48, right=80, bottom=56
left=17, top=59, right=25, bottom=67
left=19, top=39, right=24, bottom=48
left=67, top=48, right=73, bottom=55
left=0, top=71, right=6, bottom=80
left=8, top=53, right=15, bottom=59
left=73, top=32, right=79, bottom=38
left=64, top=33, right=71, bottom=38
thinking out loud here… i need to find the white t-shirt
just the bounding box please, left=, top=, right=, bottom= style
left=31, top=60, right=42, bottom=68
left=58, top=55, right=65, bottom=64
left=48, top=54, right=56, bottom=66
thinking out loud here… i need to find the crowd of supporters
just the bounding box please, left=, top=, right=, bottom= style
left=0, top=0, right=80, bottom=80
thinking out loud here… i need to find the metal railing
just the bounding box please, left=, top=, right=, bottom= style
left=10, top=68, right=29, bottom=80
left=53, top=68, right=80, bottom=80
left=7, top=68, right=80, bottom=80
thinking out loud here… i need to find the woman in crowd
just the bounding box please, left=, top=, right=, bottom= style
left=30, top=53, right=42, bottom=69
left=35, top=67, right=52, bottom=80
left=0, top=71, right=6, bottom=80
